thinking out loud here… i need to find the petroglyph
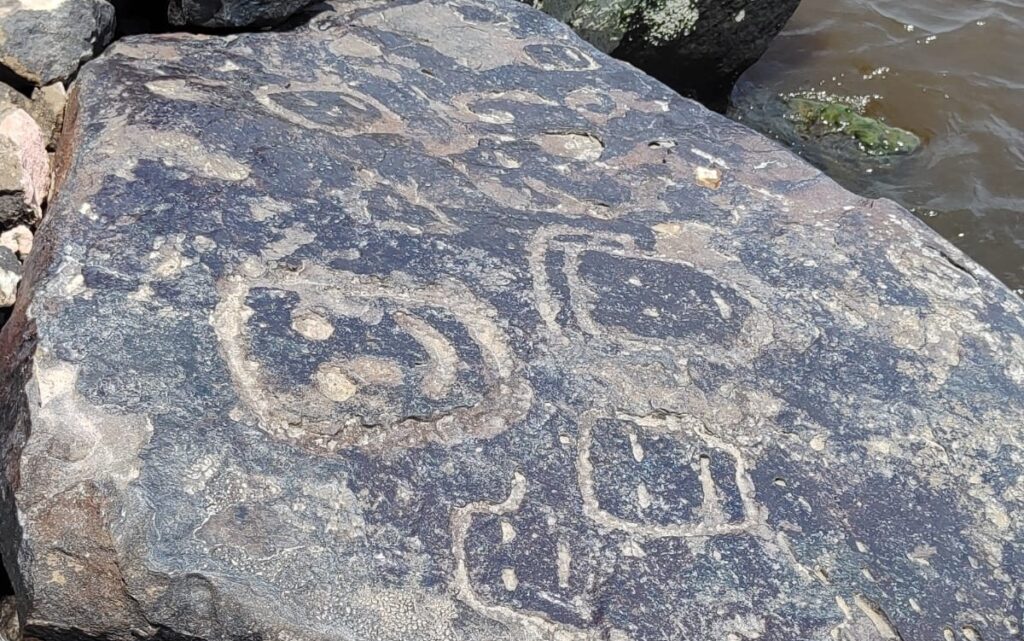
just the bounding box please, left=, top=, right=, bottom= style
left=9, top=0, right=1024, bottom=638
left=213, top=258, right=532, bottom=454
left=577, top=410, right=768, bottom=538
left=452, top=472, right=630, bottom=641
left=528, top=225, right=776, bottom=359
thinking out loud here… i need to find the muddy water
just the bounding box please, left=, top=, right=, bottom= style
left=730, top=0, right=1024, bottom=292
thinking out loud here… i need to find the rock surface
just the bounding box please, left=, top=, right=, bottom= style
left=0, top=83, right=66, bottom=151
left=0, top=244, right=16, bottom=306
left=728, top=86, right=924, bottom=193
left=531, top=0, right=801, bottom=105
left=167, top=0, right=320, bottom=28
left=0, top=225, right=31, bottom=258
left=0, top=108, right=49, bottom=229
left=0, top=0, right=115, bottom=86
left=2, top=0, right=1023, bottom=640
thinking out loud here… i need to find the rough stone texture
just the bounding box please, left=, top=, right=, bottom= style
left=0, top=82, right=67, bottom=151
left=167, top=0, right=320, bottom=28
left=0, top=108, right=48, bottom=229
left=531, top=0, right=800, bottom=105
left=22, top=84, right=65, bottom=151
left=0, top=0, right=115, bottom=86
left=0, top=225, right=31, bottom=258
left=0, top=244, right=17, bottom=306
left=2, top=0, right=1023, bottom=640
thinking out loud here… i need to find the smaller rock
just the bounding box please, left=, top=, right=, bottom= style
left=27, top=84, right=67, bottom=150
left=0, top=245, right=20, bottom=307
left=0, top=224, right=33, bottom=258
left=0, top=107, right=50, bottom=229
left=0, top=82, right=67, bottom=150
left=785, top=97, right=920, bottom=156
left=0, top=0, right=116, bottom=86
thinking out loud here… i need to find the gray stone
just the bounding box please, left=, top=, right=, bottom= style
left=0, top=224, right=31, bottom=258
left=0, top=244, right=18, bottom=306
left=0, top=107, right=48, bottom=229
left=1, top=1, right=1022, bottom=640
left=529, top=0, right=801, bottom=105
left=0, top=0, right=115, bottom=86
left=167, top=0, right=320, bottom=28
left=0, top=82, right=66, bottom=151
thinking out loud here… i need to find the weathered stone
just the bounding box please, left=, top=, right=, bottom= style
left=0, top=0, right=115, bottom=86
left=2, top=1, right=1023, bottom=640
left=783, top=97, right=921, bottom=156
left=0, top=82, right=65, bottom=151
left=530, top=0, right=801, bottom=105
left=0, top=224, right=31, bottom=258
left=27, top=83, right=66, bottom=151
left=0, top=244, right=18, bottom=306
left=728, top=89, right=925, bottom=185
left=0, top=107, right=48, bottom=228
left=167, top=0, right=319, bottom=28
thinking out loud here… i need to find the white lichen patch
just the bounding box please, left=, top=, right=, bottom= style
left=643, top=0, right=699, bottom=45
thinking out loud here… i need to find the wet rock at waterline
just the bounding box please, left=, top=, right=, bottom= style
left=2, top=0, right=1023, bottom=639
left=0, top=0, right=115, bottom=86
left=530, top=0, right=801, bottom=105
left=0, top=107, right=49, bottom=229
left=167, top=0, right=320, bottom=27
left=783, top=97, right=921, bottom=156
left=728, top=88, right=924, bottom=183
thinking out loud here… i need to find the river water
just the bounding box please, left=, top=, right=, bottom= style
left=730, top=0, right=1024, bottom=292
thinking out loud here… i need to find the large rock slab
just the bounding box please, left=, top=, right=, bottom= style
left=531, top=0, right=801, bottom=105
left=0, top=0, right=115, bottom=86
left=2, top=0, right=1023, bottom=639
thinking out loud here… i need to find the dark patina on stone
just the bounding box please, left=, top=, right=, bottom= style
left=166, top=0, right=321, bottom=28
left=1, top=0, right=1022, bottom=640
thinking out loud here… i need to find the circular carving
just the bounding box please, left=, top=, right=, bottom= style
left=213, top=260, right=532, bottom=454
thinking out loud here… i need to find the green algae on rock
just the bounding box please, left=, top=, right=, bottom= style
left=785, top=96, right=921, bottom=156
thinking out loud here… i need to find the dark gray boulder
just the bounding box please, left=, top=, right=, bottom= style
left=0, top=0, right=115, bottom=85
left=167, top=0, right=320, bottom=27
left=529, top=0, right=801, bottom=106
left=1, top=0, right=1022, bottom=640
